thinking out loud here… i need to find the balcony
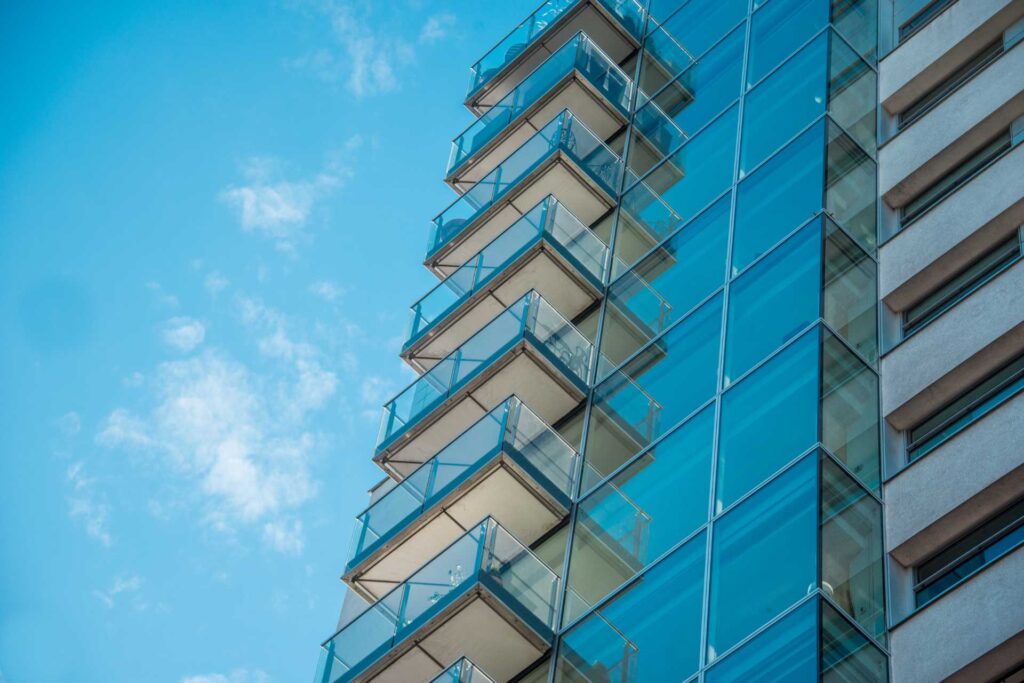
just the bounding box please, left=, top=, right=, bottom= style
left=430, top=658, right=495, bottom=683
left=448, top=32, right=635, bottom=189
left=346, top=396, right=577, bottom=602
left=377, top=291, right=593, bottom=477
left=427, top=109, right=623, bottom=271
left=466, top=0, right=646, bottom=113
left=318, top=518, right=559, bottom=683
left=406, top=195, right=607, bottom=373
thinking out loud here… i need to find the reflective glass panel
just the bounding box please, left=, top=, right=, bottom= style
left=654, top=23, right=745, bottom=137
left=826, top=120, right=877, bottom=252
left=748, top=0, right=829, bottom=86
left=740, top=33, right=827, bottom=174
left=822, top=602, right=889, bottom=682
left=822, top=456, right=885, bottom=640
left=654, top=0, right=747, bottom=59
left=603, top=194, right=730, bottom=365
left=584, top=295, right=722, bottom=489
left=733, top=120, right=825, bottom=273
left=705, top=598, right=818, bottom=683
left=707, top=455, right=818, bottom=659
left=834, top=0, right=878, bottom=63
left=725, top=220, right=821, bottom=385
left=823, top=219, right=877, bottom=363
left=717, top=329, right=819, bottom=511
left=565, top=405, right=714, bottom=621
left=557, top=532, right=706, bottom=683
left=822, top=329, right=880, bottom=492
left=829, top=33, right=877, bottom=156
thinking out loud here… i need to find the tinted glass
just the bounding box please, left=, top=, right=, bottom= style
left=829, top=33, right=877, bottom=156
left=826, top=120, right=877, bottom=252
left=740, top=33, right=828, bottom=174
left=733, top=120, right=825, bottom=272
left=725, top=220, right=821, bottom=384
left=705, top=598, right=818, bottom=682
left=823, top=219, right=877, bottom=363
left=557, top=533, right=707, bottom=682
left=707, top=455, right=818, bottom=658
left=654, top=0, right=748, bottom=58
left=822, top=602, right=889, bottom=682
left=822, top=331, right=880, bottom=491
left=565, top=405, right=714, bottom=621
left=717, top=329, right=820, bottom=510
left=748, top=0, right=829, bottom=86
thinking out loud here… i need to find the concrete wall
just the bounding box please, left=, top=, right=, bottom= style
left=889, top=546, right=1024, bottom=683
left=881, top=260, right=1024, bottom=426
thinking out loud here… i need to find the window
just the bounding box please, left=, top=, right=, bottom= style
left=705, top=599, right=818, bottom=682
left=707, top=455, right=818, bottom=660
left=898, top=0, right=956, bottom=42
left=901, top=129, right=1015, bottom=225
left=899, top=39, right=1003, bottom=129
left=908, top=353, right=1024, bottom=460
left=903, top=230, right=1024, bottom=337
left=747, top=0, right=829, bottom=87
left=914, top=497, right=1024, bottom=607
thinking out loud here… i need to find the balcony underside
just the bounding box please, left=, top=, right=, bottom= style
left=356, top=590, right=551, bottom=683
left=346, top=453, right=569, bottom=602
left=468, top=2, right=639, bottom=113
left=451, top=74, right=629, bottom=192
left=429, top=155, right=616, bottom=275
left=406, top=243, right=603, bottom=373
left=377, top=344, right=586, bottom=478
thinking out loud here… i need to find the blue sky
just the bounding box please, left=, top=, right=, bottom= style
left=0, top=1, right=536, bottom=680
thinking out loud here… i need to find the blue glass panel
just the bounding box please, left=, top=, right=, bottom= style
left=603, top=193, right=730, bottom=366
left=705, top=599, right=818, bottom=683
left=584, top=294, right=722, bottom=488
left=822, top=602, right=888, bottom=682
left=725, top=220, right=821, bottom=384
left=716, top=329, right=820, bottom=511
left=707, top=455, right=818, bottom=659
left=747, top=0, right=829, bottom=86
left=732, top=120, right=826, bottom=273
left=740, top=33, right=827, bottom=174
left=654, top=0, right=747, bottom=59
left=654, top=23, right=745, bottom=137
left=565, top=405, right=714, bottom=620
left=625, top=105, right=737, bottom=235
left=557, top=532, right=706, bottom=683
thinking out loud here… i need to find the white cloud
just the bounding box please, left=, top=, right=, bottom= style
left=219, top=157, right=349, bottom=251
left=205, top=271, right=230, bottom=295
left=66, top=462, right=113, bottom=547
left=97, top=408, right=152, bottom=448
left=162, top=316, right=206, bottom=352
left=92, top=574, right=142, bottom=609
left=57, top=411, right=81, bottom=437
left=262, top=519, right=304, bottom=555
left=359, top=375, right=394, bottom=405
left=419, top=13, right=455, bottom=44
left=181, top=670, right=270, bottom=683
left=309, top=280, right=345, bottom=302
left=122, top=371, right=145, bottom=388
left=147, top=281, right=179, bottom=309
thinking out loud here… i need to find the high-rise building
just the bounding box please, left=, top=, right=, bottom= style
left=316, top=0, right=1024, bottom=681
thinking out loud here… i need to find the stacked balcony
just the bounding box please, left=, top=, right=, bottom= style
left=317, top=6, right=658, bottom=681
left=465, top=0, right=646, bottom=113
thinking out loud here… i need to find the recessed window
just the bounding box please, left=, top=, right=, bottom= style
left=914, top=497, right=1024, bottom=607
left=898, top=39, right=1003, bottom=129
left=902, top=230, right=1024, bottom=338
left=907, top=353, right=1024, bottom=461
left=898, top=0, right=956, bottom=43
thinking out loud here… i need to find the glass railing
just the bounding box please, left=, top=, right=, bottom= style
left=428, top=109, right=624, bottom=259
left=466, top=0, right=646, bottom=101
left=408, top=195, right=608, bottom=349
left=350, top=396, right=578, bottom=568
left=378, top=290, right=595, bottom=450
left=318, top=518, right=560, bottom=683
left=450, top=32, right=635, bottom=176
left=430, top=658, right=497, bottom=683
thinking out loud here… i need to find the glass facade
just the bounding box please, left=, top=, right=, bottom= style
left=319, top=1, right=888, bottom=681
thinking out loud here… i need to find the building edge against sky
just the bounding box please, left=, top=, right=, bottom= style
left=316, top=0, right=1024, bottom=681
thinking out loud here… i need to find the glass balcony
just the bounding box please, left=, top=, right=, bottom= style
left=430, top=658, right=496, bottom=683
left=406, top=195, right=608, bottom=371
left=346, top=396, right=577, bottom=601
left=317, top=518, right=559, bottom=683
left=449, top=32, right=635, bottom=187
left=377, top=291, right=594, bottom=477
left=466, top=0, right=646, bottom=112
left=427, top=109, right=623, bottom=270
